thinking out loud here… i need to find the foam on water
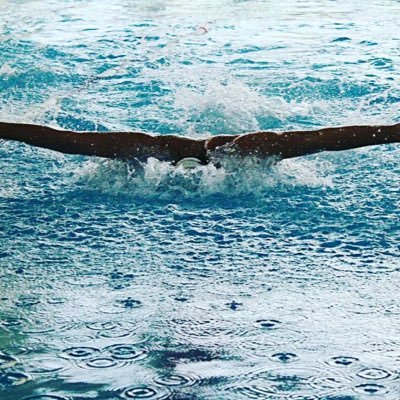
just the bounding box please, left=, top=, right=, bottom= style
left=73, top=155, right=333, bottom=201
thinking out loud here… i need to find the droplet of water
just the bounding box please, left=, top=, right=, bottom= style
left=270, top=352, right=298, bottom=363
left=106, top=344, right=148, bottom=361
left=60, top=346, right=100, bottom=359
left=356, top=367, right=392, bottom=380
left=154, top=373, right=200, bottom=387
left=354, top=383, right=389, bottom=395
left=117, top=297, right=142, bottom=309
left=84, top=357, right=120, bottom=369
left=327, top=356, right=360, bottom=367
left=120, top=385, right=170, bottom=399
left=254, top=319, right=281, bottom=329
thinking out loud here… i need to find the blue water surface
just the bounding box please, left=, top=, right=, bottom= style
left=1, top=0, right=400, bottom=399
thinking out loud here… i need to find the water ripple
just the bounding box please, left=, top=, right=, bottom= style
left=154, top=372, right=201, bottom=387
left=1, top=0, right=400, bottom=399
left=24, top=357, right=69, bottom=375
left=23, top=396, right=69, bottom=400
left=326, top=356, right=360, bottom=367
left=356, top=367, right=393, bottom=381
left=119, top=385, right=170, bottom=399
left=82, top=356, right=125, bottom=369
left=253, top=320, right=282, bottom=330
left=354, top=383, right=389, bottom=396
left=270, top=352, right=299, bottom=363
left=105, top=344, right=148, bottom=361
left=60, top=346, right=100, bottom=360
left=0, top=371, right=30, bottom=387
left=0, top=354, right=19, bottom=369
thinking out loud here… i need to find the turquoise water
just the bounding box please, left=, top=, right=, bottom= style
left=1, top=0, right=400, bottom=399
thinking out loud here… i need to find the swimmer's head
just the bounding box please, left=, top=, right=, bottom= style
left=176, top=157, right=202, bottom=169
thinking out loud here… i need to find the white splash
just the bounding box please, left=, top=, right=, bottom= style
left=0, top=63, right=16, bottom=76
left=74, top=154, right=332, bottom=200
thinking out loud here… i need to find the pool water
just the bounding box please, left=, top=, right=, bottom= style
left=1, top=0, right=400, bottom=399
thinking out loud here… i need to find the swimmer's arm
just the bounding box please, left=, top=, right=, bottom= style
left=233, top=124, right=400, bottom=159
left=0, top=122, right=207, bottom=163
left=2, top=121, right=399, bottom=163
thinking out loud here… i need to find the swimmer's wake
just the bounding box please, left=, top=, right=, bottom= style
left=0, top=122, right=399, bottom=165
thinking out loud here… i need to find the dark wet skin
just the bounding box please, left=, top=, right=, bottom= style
left=1, top=121, right=399, bottom=164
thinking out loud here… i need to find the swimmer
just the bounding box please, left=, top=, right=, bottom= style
left=0, top=121, right=399, bottom=165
